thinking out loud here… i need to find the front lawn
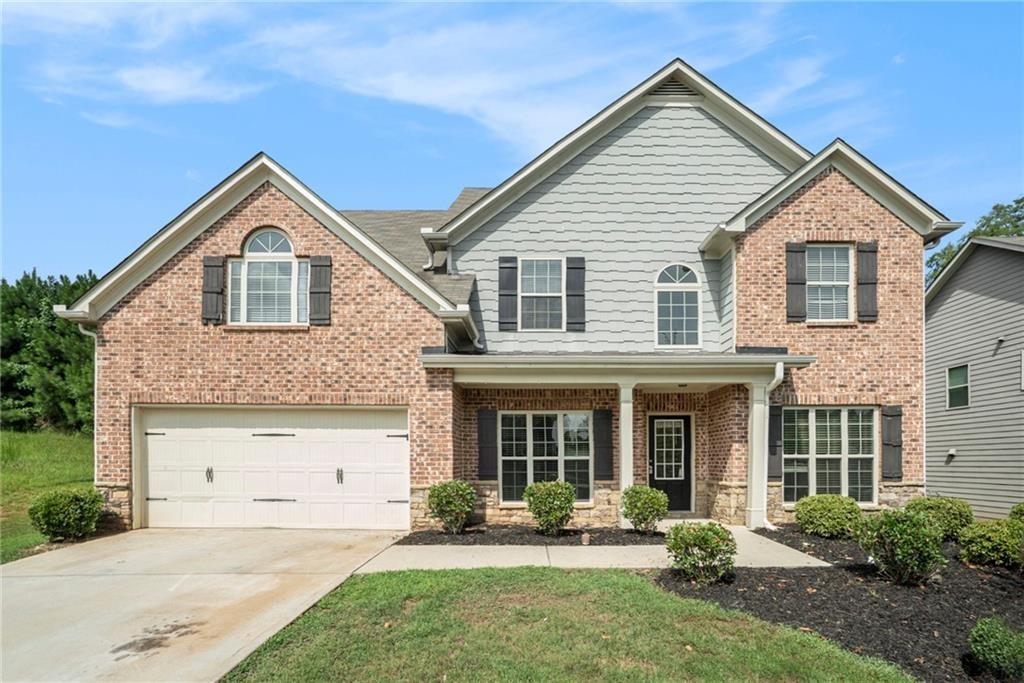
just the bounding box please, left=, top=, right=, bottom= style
left=225, top=567, right=909, bottom=682
left=0, top=430, right=94, bottom=563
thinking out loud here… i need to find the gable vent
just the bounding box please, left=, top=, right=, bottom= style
left=648, top=79, right=699, bottom=98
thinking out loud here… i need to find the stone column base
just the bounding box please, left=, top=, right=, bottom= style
left=706, top=481, right=747, bottom=525
left=97, top=484, right=132, bottom=530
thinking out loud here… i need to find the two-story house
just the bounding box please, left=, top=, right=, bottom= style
left=56, top=59, right=960, bottom=532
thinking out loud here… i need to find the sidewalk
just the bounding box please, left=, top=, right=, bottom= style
left=356, top=526, right=828, bottom=574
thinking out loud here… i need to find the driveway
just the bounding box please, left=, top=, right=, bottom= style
left=1, top=528, right=396, bottom=682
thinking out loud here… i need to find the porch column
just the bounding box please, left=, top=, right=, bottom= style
left=618, top=382, right=636, bottom=509
left=746, top=383, right=770, bottom=529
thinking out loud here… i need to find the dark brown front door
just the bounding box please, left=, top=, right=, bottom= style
left=648, top=415, right=692, bottom=511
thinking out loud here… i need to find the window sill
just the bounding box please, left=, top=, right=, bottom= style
left=783, top=503, right=878, bottom=511
left=804, top=321, right=857, bottom=328
left=499, top=502, right=595, bottom=510
left=223, top=325, right=310, bottom=332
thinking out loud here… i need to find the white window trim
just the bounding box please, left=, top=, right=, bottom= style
left=806, top=244, right=855, bottom=323
left=653, top=263, right=702, bottom=349
left=945, top=363, right=971, bottom=410
left=227, top=229, right=309, bottom=326
left=517, top=256, right=566, bottom=332
left=782, top=406, right=878, bottom=506
left=497, top=410, right=594, bottom=504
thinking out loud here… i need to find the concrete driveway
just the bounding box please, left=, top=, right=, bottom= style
left=1, top=528, right=397, bottom=682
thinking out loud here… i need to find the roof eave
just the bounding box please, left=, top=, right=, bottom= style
left=419, top=352, right=816, bottom=370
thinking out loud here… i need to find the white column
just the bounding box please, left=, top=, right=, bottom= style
left=746, top=383, right=770, bottom=529
left=618, top=383, right=636, bottom=525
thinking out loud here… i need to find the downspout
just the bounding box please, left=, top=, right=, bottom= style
left=768, top=361, right=784, bottom=393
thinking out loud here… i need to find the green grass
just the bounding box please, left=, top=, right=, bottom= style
left=1, top=430, right=93, bottom=563
left=225, top=567, right=910, bottom=682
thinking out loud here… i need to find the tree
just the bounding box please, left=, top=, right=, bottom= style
left=926, top=197, right=1024, bottom=286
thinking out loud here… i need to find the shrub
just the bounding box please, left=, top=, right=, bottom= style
left=959, top=519, right=1024, bottom=568
left=856, top=509, right=946, bottom=585
left=426, top=480, right=476, bottom=534
left=1010, top=501, right=1024, bottom=523
left=969, top=617, right=1024, bottom=679
left=905, top=496, right=974, bottom=541
left=794, top=494, right=863, bottom=538
left=621, top=485, right=669, bottom=534
left=523, top=481, right=576, bottom=536
left=665, top=522, right=737, bottom=585
left=28, top=489, right=104, bottom=542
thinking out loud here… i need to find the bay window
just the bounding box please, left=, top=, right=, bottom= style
left=782, top=407, right=876, bottom=504
left=499, top=411, right=592, bottom=502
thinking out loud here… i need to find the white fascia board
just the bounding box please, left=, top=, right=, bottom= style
left=419, top=353, right=815, bottom=370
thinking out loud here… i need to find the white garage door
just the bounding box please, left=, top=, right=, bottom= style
left=141, top=407, right=410, bottom=530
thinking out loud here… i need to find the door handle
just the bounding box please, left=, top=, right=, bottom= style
left=336, top=467, right=344, bottom=484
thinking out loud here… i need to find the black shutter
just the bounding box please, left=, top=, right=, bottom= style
left=767, top=405, right=783, bottom=481
left=857, top=242, right=878, bottom=322
left=565, top=257, right=586, bottom=331
left=593, top=409, right=613, bottom=480
left=477, top=409, right=498, bottom=480
left=881, top=405, right=903, bottom=480
left=201, top=256, right=225, bottom=325
left=498, top=257, right=518, bottom=331
left=786, top=243, right=807, bottom=322
left=309, top=256, right=332, bottom=325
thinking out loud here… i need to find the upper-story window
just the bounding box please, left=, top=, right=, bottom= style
left=228, top=228, right=309, bottom=325
left=655, top=264, right=700, bottom=347
left=806, top=245, right=853, bottom=321
left=520, top=258, right=564, bottom=330
left=946, top=364, right=970, bottom=409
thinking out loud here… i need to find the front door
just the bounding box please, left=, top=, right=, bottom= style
left=648, top=415, right=692, bottom=512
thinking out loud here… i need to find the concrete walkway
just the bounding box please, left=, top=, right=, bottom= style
left=356, top=526, right=827, bottom=573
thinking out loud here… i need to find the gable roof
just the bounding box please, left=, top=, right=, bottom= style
left=925, top=235, right=1024, bottom=304
left=701, top=138, right=962, bottom=257
left=436, top=58, right=813, bottom=246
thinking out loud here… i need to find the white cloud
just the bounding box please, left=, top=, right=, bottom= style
left=892, top=53, right=906, bottom=65
left=80, top=110, right=140, bottom=128
left=115, top=64, right=263, bottom=104
left=751, top=55, right=831, bottom=114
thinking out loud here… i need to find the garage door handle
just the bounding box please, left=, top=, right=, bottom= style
left=336, top=467, right=343, bottom=484
left=252, top=498, right=297, bottom=502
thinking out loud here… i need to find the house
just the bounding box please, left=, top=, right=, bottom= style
left=55, top=59, right=961, bottom=532
left=924, top=236, right=1024, bottom=518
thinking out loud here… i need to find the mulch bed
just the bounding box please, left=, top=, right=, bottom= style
left=397, top=524, right=666, bottom=546
left=656, top=524, right=1023, bottom=682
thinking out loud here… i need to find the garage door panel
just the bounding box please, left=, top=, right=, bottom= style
left=377, top=471, right=409, bottom=498
left=277, top=470, right=310, bottom=496
left=243, top=470, right=277, bottom=495
left=212, top=501, right=244, bottom=526
left=212, top=469, right=244, bottom=496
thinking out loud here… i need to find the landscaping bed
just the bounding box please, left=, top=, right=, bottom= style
left=398, top=524, right=666, bottom=545
left=657, top=524, right=1024, bottom=682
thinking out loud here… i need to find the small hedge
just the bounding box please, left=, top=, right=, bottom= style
left=1010, top=501, right=1024, bottom=523
left=621, top=485, right=669, bottom=534
left=426, top=480, right=476, bottom=534
left=856, top=509, right=946, bottom=585
left=905, top=496, right=974, bottom=541
left=665, top=522, right=736, bottom=585
left=523, top=481, right=576, bottom=536
left=969, top=617, right=1024, bottom=679
left=959, top=519, right=1024, bottom=568
left=794, top=494, right=863, bottom=538
left=28, top=489, right=105, bottom=542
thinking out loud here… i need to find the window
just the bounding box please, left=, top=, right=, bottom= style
left=228, top=229, right=309, bottom=325
left=946, top=365, right=970, bottom=409
left=499, top=411, right=592, bottom=502
left=655, top=264, right=701, bottom=347
left=782, top=407, right=876, bottom=504
left=806, top=245, right=852, bottom=321
left=519, top=258, right=563, bottom=330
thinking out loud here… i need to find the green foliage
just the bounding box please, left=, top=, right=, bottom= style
left=926, top=196, right=1024, bottom=286
left=27, top=488, right=104, bottom=541
left=856, top=509, right=947, bottom=585
left=904, top=496, right=974, bottom=541
left=794, top=494, right=863, bottom=538
left=621, top=485, right=669, bottom=534
left=958, top=519, right=1024, bottom=569
left=1, top=270, right=98, bottom=432
left=665, top=522, right=737, bottom=585
left=1009, top=501, right=1024, bottom=523
left=969, top=617, right=1024, bottom=679
left=426, top=480, right=476, bottom=534
left=522, top=481, right=576, bottom=536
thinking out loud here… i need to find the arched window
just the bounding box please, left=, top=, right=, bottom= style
left=227, top=228, right=309, bottom=324
left=654, top=264, right=701, bottom=347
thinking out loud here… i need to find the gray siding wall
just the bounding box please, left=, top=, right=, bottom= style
left=925, top=245, right=1024, bottom=518
left=453, top=105, right=786, bottom=352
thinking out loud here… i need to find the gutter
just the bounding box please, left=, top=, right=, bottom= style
left=436, top=306, right=483, bottom=351
left=420, top=353, right=815, bottom=370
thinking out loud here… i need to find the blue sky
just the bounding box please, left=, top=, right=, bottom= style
left=3, top=2, right=1022, bottom=279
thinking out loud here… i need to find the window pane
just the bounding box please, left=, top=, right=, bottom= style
left=248, top=230, right=292, bottom=254
left=948, top=385, right=969, bottom=408
left=501, top=459, right=527, bottom=501
left=522, top=296, right=562, bottom=330
left=654, top=419, right=685, bottom=479
left=246, top=261, right=293, bottom=323
left=848, top=458, right=874, bottom=503
left=947, top=365, right=968, bottom=387
left=533, top=459, right=559, bottom=483
left=848, top=409, right=874, bottom=455
left=783, top=458, right=809, bottom=503
left=521, top=259, right=561, bottom=294
left=229, top=261, right=242, bottom=323
left=815, top=409, right=842, bottom=455
left=815, top=458, right=842, bottom=494
left=532, top=414, right=559, bottom=457
left=501, top=414, right=527, bottom=457
left=297, top=261, right=309, bottom=324
left=807, top=285, right=849, bottom=320
left=656, top=290, right=698, bottom=346
left=807, top=246, right=849, bottom=282
left=783, top=409, right=809, bottom=455
left=564, top=459, right=590, bottom=500
left=563, top=414, right=590, bottom=457
left=657, top=265, right=697, bottom=284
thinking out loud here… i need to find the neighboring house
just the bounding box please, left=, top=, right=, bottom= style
left=924, top=237, right=1024, bottom=518
left=56, top=59, right=961, bottom=532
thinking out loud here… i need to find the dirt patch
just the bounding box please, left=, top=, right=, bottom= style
left=398, top=524, right=666, bottom=546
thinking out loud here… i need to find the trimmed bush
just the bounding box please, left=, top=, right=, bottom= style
left=1010, top=501, right=1024, bottom=523
left=959, top=519, right=1024, bottom=568
left=621, top=485, right=669, bottom=534
left=523, top=481, right=576, bottom=536
left=905, top=496, right=974, bottom=541
left=794, top=494, right=863, bottom=538
left=665, top=522, right=737, bottom=585
left=969, top=617, right=1024, bottom=679
left=28, top=489, right=104, bottom=542
left=856, top=509, right=946, bottom=585
left=426, top=480, right=476, bottom=534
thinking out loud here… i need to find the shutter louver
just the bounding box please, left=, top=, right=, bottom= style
left=498, top=257, right=518, bottom=331
left=477, top=409, right=498, bottom=480
left=767, top=405, right=783, bottom=481
left=565, top=257, right=586, bottom=331
left=201, top=256, right=225, bottom=325
left=593, top=409, right=613, bottom=480
left=857, top=242, right=878, bottom=322
left=881, top=405, right=903, bottom=480
left=309, top=256, right=332, bottom=325
left=786, top=243, right=807, bottom=322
